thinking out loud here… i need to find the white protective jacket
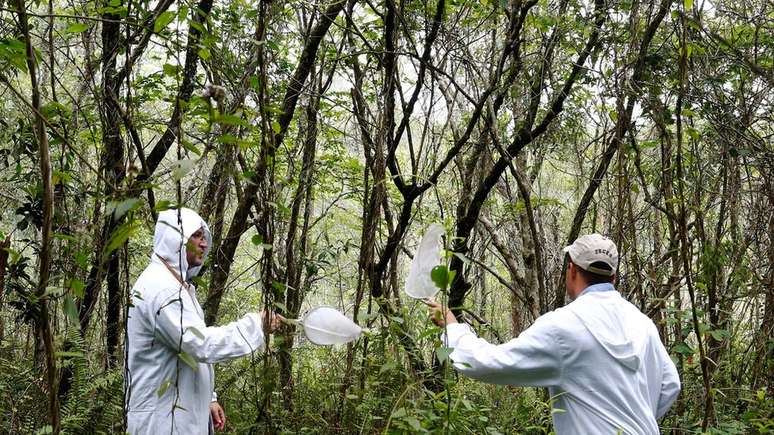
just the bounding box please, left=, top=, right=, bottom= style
left=126, top=208, right=266, bottom=435
left=443, top=284, right=680, bottom=434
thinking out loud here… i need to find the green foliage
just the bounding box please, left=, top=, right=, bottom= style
left=0, top=351, right=48, bottom=433
left=58, top=332, right=124, bottom=435
left=431, top=265, right=454, bottom=290
left=0, top=38, right=28, bottom=72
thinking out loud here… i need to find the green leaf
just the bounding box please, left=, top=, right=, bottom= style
left=670, top=10, right=680, bottom=20
left=181, top=139, right=201, bottom=156
left=154, top=11, right=176, bottom=33
left=406, top=417, right=422, bottom=431
left=217, top=134, right=239, bottom=145
left=162, top=63, right=180, bottom=77
left=189, top=20, right=206, bottom=34
left=105, top=221, right=139, bottom=254
left=65, top=23, right=90, bottom=34
left=154, top=199, right=174, bottom=211
left=391, top=408, right=407, bottom=418
left=683, top=0, right=693, bottom=10
left=107, top=197, right=141, bottom=219
left=186, top=326, right=205, bottom=340
left=177, top=5, right=189, bottom=22
left=198, top=47, right=210, bottom=60
left=68, top=279, right=86, bottom=298
left=96, top=4, right=127, bottom=15
left=673, top=342, right=694, bottom=356
left=178, top=352, right=197, bottom=370
left=63, top=295, right=79, bottom=324
left=53, top=233, right=77, bottom=242
left=452, top=252, right=470, bottom=264
left=708, top=329, right=730, bottom=341
left=216, top=114, right=250, bottom=127
left=379, top=361, right=397, bottom=374
left=436, top=346, right=453, bottom=364
left=271, top=120, right=281, bottom=134
left=157, top=379, right=171, bottom=397
left=390, top=315, right=404, bottom=324
left=74, top=252, right=89, bottom=270
left=0, top=38, right=28, bottom=71
left=431, top=265, right=449, bottom=290
left=251, top=234, right=272, bottom=250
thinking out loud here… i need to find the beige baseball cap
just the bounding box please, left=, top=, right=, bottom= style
left=563, top=233, right=618, bottom=276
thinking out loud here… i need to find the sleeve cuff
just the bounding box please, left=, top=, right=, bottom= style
left=441, top=323, right=474, bottom=347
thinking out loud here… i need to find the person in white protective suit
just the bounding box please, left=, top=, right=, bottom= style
left=126, top=208, right=283, bottom=434
left=429, top=234, right=681, bottom=434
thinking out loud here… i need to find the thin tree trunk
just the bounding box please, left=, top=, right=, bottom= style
left=675, top=13, right=714, bottom=427
left=79, top=0, right=127, bottom=342
left=16, top=0, right=60, bottom=428
left=0, top=236, right=9, bottom=342
left=279, top=72, right=321, bottom=410
left=339, top=0, right=375, bottom=414
left=101, top=0, right=125, bottom=367
left=752, top=178, right=774, bottom=396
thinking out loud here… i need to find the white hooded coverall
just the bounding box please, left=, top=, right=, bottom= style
left=443, top=284, right=681, bottom=434
left=126, top=208, right=266, bottom=435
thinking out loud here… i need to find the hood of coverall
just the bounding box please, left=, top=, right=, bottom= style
left=151, top=208, right=212, bottom=281
left=572, top=292, right=649, bottom=372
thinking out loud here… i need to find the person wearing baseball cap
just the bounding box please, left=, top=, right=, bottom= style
left=428, top=233, right=681, bottom=434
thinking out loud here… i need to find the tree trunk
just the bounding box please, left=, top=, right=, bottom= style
left=0, top=236, right=9, bottom=342
left=752, top=177, right=774, bottom=396
left=17, top=0, right=60, bottom=428
left=279, top=72, right=321, bottom=410
left=100, top=0, right=126, bottom=367
left=675, top=14, right=714, bottom=426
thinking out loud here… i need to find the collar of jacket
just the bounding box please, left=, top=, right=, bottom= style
left=579, top=282, right=616, bottom=297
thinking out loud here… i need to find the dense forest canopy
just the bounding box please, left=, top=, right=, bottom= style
left=0, top=0, right=772, bottom=432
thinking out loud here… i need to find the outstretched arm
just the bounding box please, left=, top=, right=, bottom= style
left=429, top=301, right=563, bottom=387
left=153, top=288, right=282, bottom=363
